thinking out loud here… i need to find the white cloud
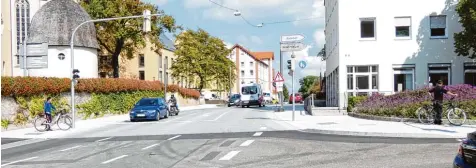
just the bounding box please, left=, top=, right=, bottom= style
left=224, top=41, right=233, bottom=49
left=313, top=28, right=325, bottom=49
left=236, top=35, right=263, bottom=46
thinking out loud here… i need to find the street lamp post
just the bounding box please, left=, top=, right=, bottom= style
left=69, top=12, right=162, bottom=128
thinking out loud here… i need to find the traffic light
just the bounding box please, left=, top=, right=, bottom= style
left=73, top=69, right=80, bottom=79
left=287, top=60, right=294, bottom=70
left=273, top=82, right=276, bottom=87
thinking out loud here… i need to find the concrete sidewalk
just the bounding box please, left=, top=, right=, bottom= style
left=0, top=104, right=219, bottom=140
left=273, top=110, right=476, bottom=138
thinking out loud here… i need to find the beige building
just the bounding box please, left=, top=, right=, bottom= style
left=1, top=0, right=12, bottom=76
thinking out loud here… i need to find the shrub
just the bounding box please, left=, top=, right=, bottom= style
left=354, top=84, right=476, bottom=119
left=1, top=118, right=10, bottom=130
left=1, top=77, right=200, bottom=99
left=347, top=96, right=367, bottom=112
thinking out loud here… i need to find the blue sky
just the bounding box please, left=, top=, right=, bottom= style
left=147, top=0, right=326, bottom=91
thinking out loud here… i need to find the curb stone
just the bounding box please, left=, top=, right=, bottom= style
left=297, top=129, right=464, bottom=139
left=348, top=112, right=476, bottom=125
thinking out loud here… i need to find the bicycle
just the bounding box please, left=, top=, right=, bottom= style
left=416, top=97, right=467, bottom=126
left=34, top=109, right=73, bottom=132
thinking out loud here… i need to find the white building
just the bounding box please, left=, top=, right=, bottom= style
left=324, top=0, right=476, bottom=109
left=3, top=0, right=97, bottom=78
left=228, top=44, right=274, bottom=97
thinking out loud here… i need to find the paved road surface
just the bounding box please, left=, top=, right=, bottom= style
left=1, top=105, right=460, bottom=167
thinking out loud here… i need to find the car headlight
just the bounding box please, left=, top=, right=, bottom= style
left=147, top=110, right=156, bottom=114
left=129, top=110, right=134, bottom=114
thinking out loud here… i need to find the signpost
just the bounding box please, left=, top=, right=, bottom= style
left=19, top=42, right=48, bottom=69
left=280, top=34, right=305, bottom=43
left=280, top=43, right=306, bottom=52
left=298, top=60, right=307, bottom=69
left=274, top=72, right=285, bottom=110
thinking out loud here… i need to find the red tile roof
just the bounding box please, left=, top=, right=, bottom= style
left=230, top=44, right=270, bottom=66
left=252, top=52, right=274, bottom=60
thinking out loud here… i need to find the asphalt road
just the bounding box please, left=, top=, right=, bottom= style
left=1, top=105, right=461, bottom=167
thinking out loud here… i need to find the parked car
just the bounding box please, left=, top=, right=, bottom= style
left=129, top=97, right=169, bottom=122
left=289, top=93, right=303, bottom=104
left=263, top=92, right=272, bottom=104
left=453, top=131, right=476, bottom=168
left=228, top=94, right=241, bottom=107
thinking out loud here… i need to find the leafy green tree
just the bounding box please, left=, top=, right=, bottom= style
left=298, top=75, right=318, bottom=93
left=283, top=84, right=289, bottom=101
left=454, top=0, right=476, bottom=59
left=171, top=29, right=236, bottom=93
left=81, top=0, right=180, bottom=78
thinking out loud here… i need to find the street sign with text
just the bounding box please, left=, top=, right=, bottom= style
left=280, top=34, right=305, bottom=43
left=280, top=42, right=305, bottom=52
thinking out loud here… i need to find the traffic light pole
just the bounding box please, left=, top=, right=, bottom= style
left=69, top=13, right=162, bottom=129
left=291, top=58, right=295, bottom=121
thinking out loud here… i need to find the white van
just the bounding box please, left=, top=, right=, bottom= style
left=239, top=83, right=264, bottom=108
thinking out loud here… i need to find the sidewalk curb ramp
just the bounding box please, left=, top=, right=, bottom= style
left=348, top=112, right=476, bottom=125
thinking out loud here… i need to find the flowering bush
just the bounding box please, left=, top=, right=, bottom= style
left=354, top=84, right=476, bottom=119
left=1, top=77, right=200, bottom=99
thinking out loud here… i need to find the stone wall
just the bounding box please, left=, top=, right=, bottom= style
left=1, top=92, right=200, bottom=121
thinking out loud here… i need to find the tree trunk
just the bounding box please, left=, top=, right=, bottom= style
left=198, top=75, right=204, bottom=93
left=112, top=38, right=125, bottom=78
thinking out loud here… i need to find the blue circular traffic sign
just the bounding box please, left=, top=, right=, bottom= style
left=299, top=60, right=307, bottom=69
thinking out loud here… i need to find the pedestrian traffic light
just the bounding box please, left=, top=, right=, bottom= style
left=273, top=82, right=276, bottom=87
left=72, top=69, right=80, bottom=79
left=287, top=60, right=294, bottom=70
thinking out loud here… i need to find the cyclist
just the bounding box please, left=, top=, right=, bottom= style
left=43, top=97, right=56, bottom=131
left=429, top=80, right=457, bottom=125
left=168, top=94, right=179, bottom=112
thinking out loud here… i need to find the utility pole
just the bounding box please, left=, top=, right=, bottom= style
left=278, top=46, right=284, bottom=111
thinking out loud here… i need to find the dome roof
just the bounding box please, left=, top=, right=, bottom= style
left=28, top=0, right=99, bottom=49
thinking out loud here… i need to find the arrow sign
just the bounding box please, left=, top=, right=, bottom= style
left=299, top=60, right=307, bottom=69
left=281, top=34, right=305, bottom=43
left=274, top=72, right=285, bottom=82
left=280, top=43, right=306, bottom=52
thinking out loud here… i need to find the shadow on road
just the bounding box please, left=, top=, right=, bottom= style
left=403, top=122, right=457, bottom=133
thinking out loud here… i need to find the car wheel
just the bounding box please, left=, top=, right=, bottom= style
left=155, top=112, right=160, bottom=121
left=164, top=110, right=169, bottom=118
left=247, top=105, right=250, bottom=108
left=130, top=119, right=135, bottom=122
left=228, top=104, right=231, bottom=107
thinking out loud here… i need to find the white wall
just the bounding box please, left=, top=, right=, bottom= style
left=234, top=48, right=271, bottom=93
left=326, top=0, right=476, bottom=108
left=14, top=46, right=98, bottom=78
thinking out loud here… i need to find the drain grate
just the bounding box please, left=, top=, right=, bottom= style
left=317, top=122, right=337, bottom=125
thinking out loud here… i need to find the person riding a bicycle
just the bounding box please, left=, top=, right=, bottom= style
left=429, top=80, right=457, bottom=125
left=44, top=97, right=56, bottom=131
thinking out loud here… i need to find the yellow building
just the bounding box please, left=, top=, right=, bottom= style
left=1, top=0, right=12, bottom=76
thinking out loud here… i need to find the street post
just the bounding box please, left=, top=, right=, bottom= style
left=22, top=0, right=28, bottom=76
left=291, top=53, right=295, bottom=121
left=69, top=11, right=161, bottom=128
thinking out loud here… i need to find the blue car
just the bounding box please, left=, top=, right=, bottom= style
left=129, top=98, right=169, bottom=122
left=453, top=131, right=476, bottom=168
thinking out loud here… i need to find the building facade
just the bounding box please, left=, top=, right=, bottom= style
left=324, top=0, right=476, bottom=109
left=228, top=44, right=274, bottom=97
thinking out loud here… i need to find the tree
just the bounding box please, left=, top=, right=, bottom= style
left=298, top=75, right=318, bottom=93
left=283, top=84, right=289, bottom=101
left=171, top=29, right=236, bottom=93
left=454, top=0, right=476, bottom=59
left=81, top=0, right=180, bottom=78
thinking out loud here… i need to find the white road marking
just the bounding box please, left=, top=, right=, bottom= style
left=142, top=143, right=160, bottom=150
left=239, top=140, right=255, bottom=147
left=253, top=132, right=263, bottom=136
left=59, top=145, right=82, bottom=152
left=202, top=113, right=210, bottom=117
left=260, top=127, right=267, bottom=130
left=204, top=111, right=230, bottom=121
left=96, top=137, right=113, bottom=142
left=101, top=155, right=128, bottom=164
left=163, top=116, right=183, bottom=123
left=1, top=156, right=38, bottom=166
left=167, top=135, right=181, bottom=140
left=219, top=151, right=241, bottom=160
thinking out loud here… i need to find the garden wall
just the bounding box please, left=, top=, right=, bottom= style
left=1, top=77, right=201, bottom=129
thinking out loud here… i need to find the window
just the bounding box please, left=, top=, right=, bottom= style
left=360, top=18, right=376, bottom=39
left=139, top=71, right=145, bottom=80
left=428, top=63, right=451, bottom=86
left=250, top=70, right=254, bottom=76
left=464, top=63, right=476, bottom=86
left=241, top=62, right=244, bottom=67
left=16, top=0, right=30, bottom=60
left=347, top=65, right=379, bottom=95
left=159, top=70, right=163, bottom=81
left=159, top=55, right=162, bottom=68
left=139, top=54, right=144, bottom=67
left=250, top=61, right=253, bottom=67
left=58, top=53, right=65, bottom=60
left=165, top=56, right=168, bottom=68
left=430, top=15, right=446, bottom=37
left=395, top=17, right=411, bottom=38
left=241, top=80, right=245, bottom=84
left=241, top=70, right=245, bottom=76
left=165, top=72, right=169, bottom=82
left=393, top=65, right=415, bottom=92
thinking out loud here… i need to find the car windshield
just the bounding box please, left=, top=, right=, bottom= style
left=136, top=99, right=158, bottom=106
left=242, top=86, right=257, bottom=95
left=264, top=93, right=270, bottom=97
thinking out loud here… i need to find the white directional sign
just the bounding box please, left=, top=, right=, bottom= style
left=276, top=82, right=284, bottom=92
left=280, top=42, right=306, bottom=52
left=280, top=34, right=305, bottom=43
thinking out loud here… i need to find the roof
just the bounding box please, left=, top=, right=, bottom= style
left=252, top=52, right=274, bottom=61
left=230, top=44, right=268, bottom=66
left=28, top=0, right=99, bottom=49
left=159, top=34, right=176, bottom=51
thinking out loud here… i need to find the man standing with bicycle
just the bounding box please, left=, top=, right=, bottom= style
left=44, top=97, right=56, bottom=131
left=429, top=80, right=458, bottom=125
